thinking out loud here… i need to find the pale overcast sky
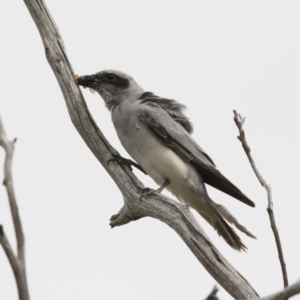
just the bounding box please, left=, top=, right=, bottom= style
left=1, top=1, right=300, bottom=299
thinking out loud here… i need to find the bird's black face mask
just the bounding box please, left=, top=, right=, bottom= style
left=76, top=72, right=130, bottom=89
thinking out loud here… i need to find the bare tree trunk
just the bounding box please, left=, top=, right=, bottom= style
left=20, top=0, right=261, bottom=298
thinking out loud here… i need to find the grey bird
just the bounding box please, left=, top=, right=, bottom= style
left=76, top=70, right=256, bottom=251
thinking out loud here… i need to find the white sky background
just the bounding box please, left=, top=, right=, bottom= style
left=1, top=1, right=300, bottom=299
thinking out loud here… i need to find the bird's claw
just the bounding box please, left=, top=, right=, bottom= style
left=181, top=203, right=190, bottom=210
left=139, top=188, right=156, bottom=200
left=107, top=154, right=132, bottom=169
left=139, top=180, right=170, bottom=200
left=107, top=154, right=147, bottom=174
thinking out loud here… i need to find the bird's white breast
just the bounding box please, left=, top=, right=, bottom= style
left=112, top=103, right=189, bottom=186
left=111, top=102, right=207, bottom=210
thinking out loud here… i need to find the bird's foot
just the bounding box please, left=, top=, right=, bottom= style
left=181, top=203, right=190, bottom=210
left=107, top=154, right=147, bottom=174
left=139, top=187, right=155, bottom=200
left=139, top=180, right=170, bottom=200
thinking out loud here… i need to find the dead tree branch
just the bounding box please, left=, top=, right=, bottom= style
left=262, top=279, right=300, bottom=300
left=233, top=110, right=288, bottom=288
left=21, top=0, right=259, bottom=298
left=0, top=115, right=30, bottom=300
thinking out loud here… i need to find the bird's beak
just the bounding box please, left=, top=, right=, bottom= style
left=76, top=74, right=99, bottom=88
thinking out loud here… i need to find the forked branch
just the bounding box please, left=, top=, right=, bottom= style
left=0, top=115, right=30, bottom=300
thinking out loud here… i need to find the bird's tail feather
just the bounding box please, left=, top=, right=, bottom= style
left=216, top=204, right=256, bottom=239
left=198, top=200, right=253, bottom=251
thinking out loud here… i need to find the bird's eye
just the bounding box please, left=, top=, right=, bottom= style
left=107, top=74, right=116, bottom=80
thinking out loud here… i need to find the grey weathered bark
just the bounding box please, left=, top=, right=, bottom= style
left=21, top=0, right=260, bottom=298
left=0, top=115, right=30, bottom=300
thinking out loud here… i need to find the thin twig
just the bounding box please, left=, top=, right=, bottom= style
left=204, top=285, right=219, bottom=300
left=0, top=115, right=30, bottom=300
left=0, top=225, right=19, bottom=277
left=0, top=117, right=25, bottom=260
left=262, top=279, right=300, bottom=300
left=233, top=110, right=288, bottom=288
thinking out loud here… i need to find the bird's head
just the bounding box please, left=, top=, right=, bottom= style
left=76, top=70, right=144, bottom=110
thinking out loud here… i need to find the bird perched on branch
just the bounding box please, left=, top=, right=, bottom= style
left=76, top=70, right=256, bottom=251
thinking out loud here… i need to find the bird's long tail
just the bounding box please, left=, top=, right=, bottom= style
left=198, top=200, right=256, bottom=251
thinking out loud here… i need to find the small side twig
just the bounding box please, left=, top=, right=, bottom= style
left=204, top=285, right=219, bottom=300
left=109, top=203, right=143, bottom=228
left=233, top=110, right=288, bottom=288
left=0, top=115, right=30, bottom=300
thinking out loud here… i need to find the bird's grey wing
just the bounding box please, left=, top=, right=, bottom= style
left=137, top=102, right=255, bottom=207
left=139, top=92, right=193, bottom=134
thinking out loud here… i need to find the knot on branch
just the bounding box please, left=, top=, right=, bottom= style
left=110, top=204, right=143, bottom=228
